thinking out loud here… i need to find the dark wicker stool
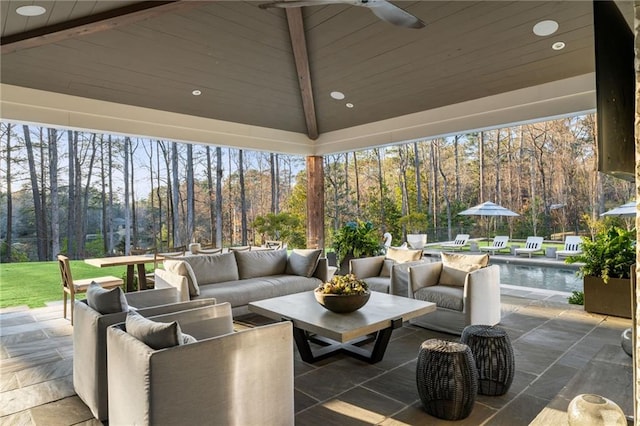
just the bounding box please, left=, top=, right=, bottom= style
left=416, top=339, right=478, bottom=420
left=461, top=324, right=515, bottom=396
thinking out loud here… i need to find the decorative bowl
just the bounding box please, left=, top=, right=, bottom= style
left=314, top=290, right=370, bottom=313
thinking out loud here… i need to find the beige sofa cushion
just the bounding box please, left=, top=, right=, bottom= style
left=439, top=252, right=489, bottom=287
left=386, top=247, right=423, bottom=263
left=286, top=249, right=322, bottom=277
left=235, top=249, right=288, bottom=279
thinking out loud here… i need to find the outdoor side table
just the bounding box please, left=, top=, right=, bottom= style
left=416, top=339, right=478, bottom=420
left=461, top=324, right=515, bottom=396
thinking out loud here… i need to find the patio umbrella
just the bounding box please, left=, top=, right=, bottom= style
left=458, top=201, right=519, bottom=242
left=600, top=201, right=636, bottom=217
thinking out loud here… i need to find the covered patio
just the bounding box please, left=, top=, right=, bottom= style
left=1, top=0, right=639, bottom=423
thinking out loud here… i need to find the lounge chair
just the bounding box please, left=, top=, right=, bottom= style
left=514, top=236, right=544, bottom=257
left=556, top=236, right=583, bottom=260
left=479, top=236, right=510, bottom=255
left=440, top=234, right=470, bottom=251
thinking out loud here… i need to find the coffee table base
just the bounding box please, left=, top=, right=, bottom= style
left=290, top=317, right=403, bottom=364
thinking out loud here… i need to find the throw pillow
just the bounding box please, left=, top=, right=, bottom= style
left=441, top=252, right=489, bottom=268
left=379, top=259, right=395, bottom=278
left=86, top=282, right=128, bottom=314
left=439, top=252, right=489, bottom=287
left=125, top=310, right=183, bottom=350
left=163, top=259, right=200, bottom=297
left=234, top=249, right=288, bottom=279
left=182, top=333, right=197, bottom=345
left=386, top=247, right=423, bottom=263
left=286, top=249, right=322, bottom=277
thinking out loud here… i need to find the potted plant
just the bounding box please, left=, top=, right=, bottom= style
left=332, top=221, right=382, bottom=275
left=399, top=212, right=429, bottom=249
left=566, top=225, right=635, bottom=318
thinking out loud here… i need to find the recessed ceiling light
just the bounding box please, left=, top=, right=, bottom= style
left=346, top=103, right=354, bottom=108
left=16, top=5, right=46, bottom=16
left=552, top=41, right=566, bottom=50
left=330, top=91, right=345, bottom=100
left=192, top=89, right=202, bottom=96
left=533, top=20, right=558, bottom=37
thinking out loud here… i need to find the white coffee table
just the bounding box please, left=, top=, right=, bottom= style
left=249, top=291, right=435, bottom=364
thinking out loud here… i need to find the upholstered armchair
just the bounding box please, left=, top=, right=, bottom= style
left=106, top=306, right=294, bottom=426
left=408, top=253, right=501, bottom=334
left=73, top=287, right=217, bottom=421
left=349, top=247, right=424, bottom=294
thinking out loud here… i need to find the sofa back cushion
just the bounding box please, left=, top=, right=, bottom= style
left=386, top=247, right=423, bottom=263
left=234, top=249, right=288, bottom=279
left=185, top=252, right=240, bottom=285
left=286, top=249, right=322, bottom=277
left=439, top=252, right=489, bottom=287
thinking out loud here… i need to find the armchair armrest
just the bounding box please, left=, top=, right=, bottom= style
left=124, top=287, right=179, bottom=309
left=464, top=265, right=501, bottom=324
left=408, top=262, right=443, bottom=297
left=349, top=256, right=385, bottom=278
left=146, top=302, right=234, bottom=340
left=154, top=269, right=190, bottom=301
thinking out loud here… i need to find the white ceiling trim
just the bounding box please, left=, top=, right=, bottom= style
left=313, top=73, right=597, bottom=155
left=1, top=74, right=595, bottom=156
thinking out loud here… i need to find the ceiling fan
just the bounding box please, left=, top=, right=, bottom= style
left=259, top=0, right=425, bottom=29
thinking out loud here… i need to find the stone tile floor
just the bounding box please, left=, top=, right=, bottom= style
left=0, top=286, right=632, bottom=425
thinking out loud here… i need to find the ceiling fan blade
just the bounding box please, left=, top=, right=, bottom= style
left=364, top=0, right=425, bottom=29
left=259, top=0, right=348, bottom=9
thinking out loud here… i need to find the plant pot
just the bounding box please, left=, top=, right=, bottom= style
left=407, top=234, right=427, bottom=249
left=314, top=290, right=370, bottom=313
left=583, top=276, right=632, bottom=319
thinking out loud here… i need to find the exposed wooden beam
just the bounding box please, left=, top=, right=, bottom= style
left=1, top=1, right=206, bottom=55
left=285, top=8, right=319, bottom=140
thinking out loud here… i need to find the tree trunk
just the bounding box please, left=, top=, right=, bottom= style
left=80, top=134, right=97, bottom=256
left=270, top=152, right=277, bottom=214
left=67, top=130, right=76, bottom=256
left=206, top=146, right=215, bottom=243
left=108, top=135, right=115, bottom=254
left=4, top=123, right=12, bottom=261
left=436, top=140, right=452, bottom=240
left=171, top=142, right=180, bottom=247
left=130, top=139, right=138, bottom=248
left=454, top=135, right=460, bottom=200
left=374, top=148, right=385, bottom=225
left=352, top=151, right=361, bottom=216
left=186, top=144, right=195, bottom=242
left=239, top=149, right=248, bottom=245
left=100, top=135, right=108, bottom=255
left=479, top=131, right=485, bottom=202
left=215, top=147, right=223, bottom=247
left=23, top=125, right=46, bottom=260
left=124, top=137, right=131, bottom=255
left=414, top=141, right=422, bottom=213
left=48, top=128, right=60, bottom=259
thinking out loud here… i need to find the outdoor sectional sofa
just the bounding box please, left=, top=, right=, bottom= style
left=154, top=248, right=329, bottom=315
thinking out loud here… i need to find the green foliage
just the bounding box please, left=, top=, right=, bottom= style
left=398, top=212, right=429, bottom=233
left=84, top=235, right=107, bottom=257
left=316, top=274, right=368, bottom=295
left=0, top=240, right=29, bottom=263
left=331, top=220, right=383, bottom=265
left=567, top=290, right=584, bottom=305
left=566, top=225, right=635, bottom=283
left=252, top=212, right=306, bottom=248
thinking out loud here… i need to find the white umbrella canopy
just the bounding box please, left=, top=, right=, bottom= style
left=458, top=201, right=520, bottom=217
left=458, top=201, right=519, bottom=242
left=600, top=201, right=636, bottom=217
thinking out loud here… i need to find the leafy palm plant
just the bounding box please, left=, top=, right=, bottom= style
left=332, top=221, right=382, bottom=266
left=566, top=226, right=635, bottom=283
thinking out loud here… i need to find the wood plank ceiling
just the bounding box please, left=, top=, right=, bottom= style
left=0, top=1, right=624, bottom=150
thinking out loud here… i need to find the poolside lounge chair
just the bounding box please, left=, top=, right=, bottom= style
left=556, top=235, right=583, bottom=260
left=479, top=236, right=510, bottom=255
left=440, top=234, right=470, bottom=251
left=514, top=236, right=544, bottom=257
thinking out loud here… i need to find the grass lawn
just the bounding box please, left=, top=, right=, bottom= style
left=1, top=261, right=130, bottom=309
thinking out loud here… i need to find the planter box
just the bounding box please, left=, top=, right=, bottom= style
left=583, top=275, right=632, bottom=319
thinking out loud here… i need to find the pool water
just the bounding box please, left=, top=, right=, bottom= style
left=495, top=263, right=582, bottom=293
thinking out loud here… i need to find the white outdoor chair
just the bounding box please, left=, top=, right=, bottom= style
left=440, top=234, right=470, bottom=251
left=514, top=236, right=544, bottom=257
left=556, top=236, right=583, bottom=260
left=479, top=236, right=510, bottom=255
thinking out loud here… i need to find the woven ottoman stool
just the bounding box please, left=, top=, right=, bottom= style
left=461, top=324, right=515, bottom=396
left=416, top=339, right=478, bottom=420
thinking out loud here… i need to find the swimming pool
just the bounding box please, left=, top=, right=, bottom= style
left=495, top=263, right=582, bottom=293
